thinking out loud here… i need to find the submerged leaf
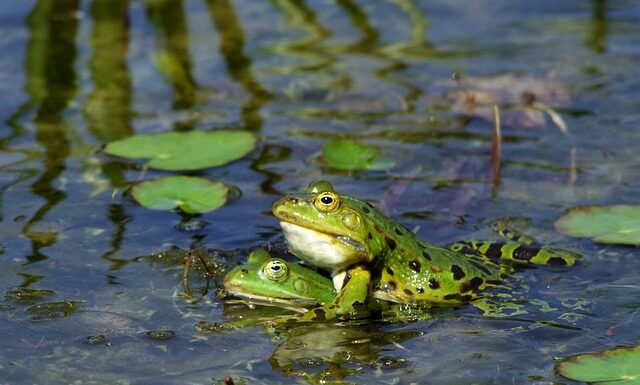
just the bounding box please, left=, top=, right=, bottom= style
left=555, top=205, right=640, bottom=245
left=556, top=345, right=640, bottom=384
left=104, top=130, right=256, bottom=170
left=132, top=176, right=228, bottom=214
left=26, top=301, right=83, bottom=321
left=322, top=140, right=394, bottom=171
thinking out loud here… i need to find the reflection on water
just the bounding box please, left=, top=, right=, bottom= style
left=86, top=0, right=133, bottom=141
left=0, top=0, right=638, bottom=384
left=146, top=0, right=198, bottom=110
left=21, top=0, right=78, bottom=264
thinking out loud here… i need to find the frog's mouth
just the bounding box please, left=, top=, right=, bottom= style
left=221, top=287, right=317, bottom=313
left=278, top=221, right=368, bottom=272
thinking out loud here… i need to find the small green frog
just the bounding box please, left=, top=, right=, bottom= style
left=270, top=181, right=579, bottom=320
left=223, top=249, right=336, bottom=312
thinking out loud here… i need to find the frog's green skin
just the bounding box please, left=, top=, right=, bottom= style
left=222, top=250, right=587, bottom=326
left=272, top=181, right=579, bottom=312
left=223, top=249, right=336, bottom=312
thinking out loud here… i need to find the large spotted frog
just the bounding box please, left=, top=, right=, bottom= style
left=269, top=180, right=579, bottom=320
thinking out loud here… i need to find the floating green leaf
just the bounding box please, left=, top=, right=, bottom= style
left=132, top=176, right=228, bottom=214
left=104, top=130, right=256, bottom=170
left=555, top=205, right=640, bottom=245
left=321, top=140, right=394, bottom=171
left=556, top=345, right=640, bottom=384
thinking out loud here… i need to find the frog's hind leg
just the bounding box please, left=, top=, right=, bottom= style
left=490, top=221, right=538, bottom=245
left=448, top=240, right=580, bottom=267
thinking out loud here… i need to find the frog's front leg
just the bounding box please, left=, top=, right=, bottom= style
left=270, top=265, right=371, bottom=326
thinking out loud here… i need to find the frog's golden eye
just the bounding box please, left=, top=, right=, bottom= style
left=262, top=259, right=289, bottom=282
left=315, top=192, right=340, bottom=212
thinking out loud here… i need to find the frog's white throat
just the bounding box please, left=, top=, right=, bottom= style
left=279, top=221, right=367, bottom=273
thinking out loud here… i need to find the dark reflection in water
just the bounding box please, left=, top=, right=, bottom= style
left=205, top=0, right=272, bottom=131
left=86, top=0, right=133, bottom=141
left=101, top=203, right=131, bottom=273
left=22, top=0, right=79, bottom=264
left=337, top=0, right=379, bottom=51
left=145, top=0, right=198, bottom=110
left=588, top=0, right=608, bottom=54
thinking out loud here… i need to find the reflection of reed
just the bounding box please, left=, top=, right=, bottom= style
left=205, top=0, right=272, bottom=131
left=588, top=0, right=608, bottom=53
left=337, top=0, right=379, bottom=50
left=270, top=0, right=334, bottom=72
left=145, top=0, right=198, bottom=110
left=86, top=0, right=133, bottom=140
left=22, top=0, right=79, bottom=263
left=269, top=0, right=436, bottom=112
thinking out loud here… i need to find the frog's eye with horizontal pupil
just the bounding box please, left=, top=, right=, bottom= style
left=315, top=192, right=340, bottom=212
left=262, top=259, right=289, bottom=282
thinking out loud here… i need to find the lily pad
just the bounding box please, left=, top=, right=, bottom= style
left=104, top=130, right=256, bottom=171
left=321, top=140, right=394, bottom=171
left=555, top=205, right=640, bottom=245
left=556, top=345, right=640, bottom=384
left=132, top=176, right=228, bottom=214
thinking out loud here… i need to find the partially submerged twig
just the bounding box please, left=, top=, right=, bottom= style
left=490, top=104, right=502, bottom=196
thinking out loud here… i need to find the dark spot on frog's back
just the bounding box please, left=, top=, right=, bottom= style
left=395, top=227, right=403, bottom=236
left=385, top=266, right=394, bottom=276
left=451, top=265, right=465, bottom=280
left=367, top=232, right=373, bottom=240
left=548, top=257, right=567, bottom=266
left=484, top=243, right=504, bottom=262
left=428, top=278, right=440, bottom=289
left=386, top=281, right=397, bottom=291
left=443, top=293, right=473, bottom=303
left=312, top=308, right=326, bottom=321
left=416, top=287, right=424, bottom=294
left=469, top=277, right=483, bottom=289
left=513, top=245, right=538, bottom=261
left=403, top=289, right=413, bottom=296
left=422, top=250, right=432, bottom=261
left=385, top=236, right=397, bottom=250
left=408, top=260, right=421, bottom=273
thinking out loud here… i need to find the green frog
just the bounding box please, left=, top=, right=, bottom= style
left=223, top=249, right=336, bottom=312
left=270, top=180, right=579, bottom=320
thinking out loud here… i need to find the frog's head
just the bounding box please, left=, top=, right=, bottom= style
left=223, top=249, right=336, bottom=309
left=272, top=181, right=377, bottom=272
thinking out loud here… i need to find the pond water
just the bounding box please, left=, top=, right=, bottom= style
left=1, top=1, right=640, bottom=384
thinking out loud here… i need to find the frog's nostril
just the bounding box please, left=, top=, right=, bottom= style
left=289, top=197, right=298, bottom=204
